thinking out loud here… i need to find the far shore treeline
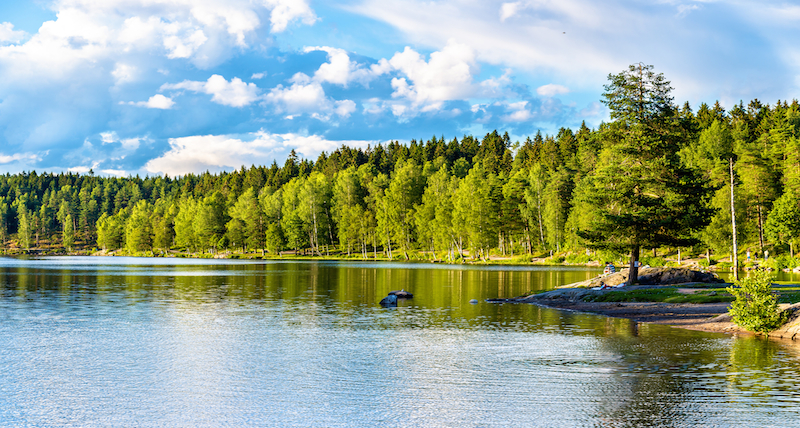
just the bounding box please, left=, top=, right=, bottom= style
left=1, top=66, right=799, bottom=270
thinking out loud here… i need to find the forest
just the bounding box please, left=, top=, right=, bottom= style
left=0, top=66, right=799, bottom=269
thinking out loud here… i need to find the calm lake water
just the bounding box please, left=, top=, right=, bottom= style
left=2, top=257, right=800, bottom=427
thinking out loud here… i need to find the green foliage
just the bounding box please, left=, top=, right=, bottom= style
left=0, top=76, right=798, bottom=263
left=760, top=257, right=785, bottom=271
left=639, top=256, right=667, bottom=267
left=585, top=287, right=731, bottom=304
left=585, top=288, right=680, bottom=303
left=698, top=258, right=717, bottom=268
left=564, top=253, right=592, bottom=264
left=727, top=270, right=787, bottom=334
left=765, top=191, right=800, bottom=252
left=579, top=64, right=713, bottom=285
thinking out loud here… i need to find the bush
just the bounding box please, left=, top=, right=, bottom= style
left=716, top=261, right=734, bottom=271
left=698, top=257, right=717, bottom=268
left=727, top=269, right=786, bottom=334
left=639, top=256, right=666, bottom=267
left=761, top=257, right=783, bottom=271
left=564, top=253, right=592, bottom=264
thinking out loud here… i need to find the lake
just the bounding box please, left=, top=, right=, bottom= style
left=2, top=256, right=800, bottom=427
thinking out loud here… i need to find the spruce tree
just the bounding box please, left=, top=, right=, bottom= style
left=578, top=64, right=712, bottom=284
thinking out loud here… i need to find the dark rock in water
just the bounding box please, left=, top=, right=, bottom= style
left=388, top=289, right=413, bottom=298
left=380, top=294, right=398, bottom=307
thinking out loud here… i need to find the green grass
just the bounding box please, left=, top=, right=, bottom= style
left=583, top=287, right=733, bottom=304
left=778, top=293, right=800, bottom=304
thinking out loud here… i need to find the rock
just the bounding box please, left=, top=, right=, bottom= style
left=557, top=266, right=724, bottom=290
left=388, top=289, right=413, bottom=298
left=379, top=294, right=398, bottom=307
left=469, top=299, right=478, bottom=304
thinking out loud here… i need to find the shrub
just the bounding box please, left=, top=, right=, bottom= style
left=564, top=253, right=591, bottom=264
left=761, top=257, right=783, bottom=271
left=639, top=256, right=666, bottom=267
left=716, top=261, right=734, bottom=271
left=698, top=257, right=717, bottom=268
left=727, top=269, right=786, bottom=334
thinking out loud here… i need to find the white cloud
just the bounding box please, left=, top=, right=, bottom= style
left=305, top=46, right=357, bottom=86
left=0, top=152, right=42, bottom=165
left=144, top=131, right=371, bottom=176
left=264, top=73, right=356, bottom=119
left=500, top=2, right=523, bottom=22
left=112, top=63, right=137, bottom=85
left=264, top=77, right=328, bottom=113
left=251, top=72, right=266, bottom=79
left=334, top=100, right=357, bottom=117
left=371, top=40, right=478, bottom=115
left=501, top=101, right=533, bottom=122
left=98, top=131, right=145, bottom=150
left=301, top=46, right=386, bottom=88
left=676, top=4, right=700, bottom=18
left=124, top=94, right=175, bottom=109
left=0, top=0, right=319, bottom=80
left=162, top=75, right=259, bottom=107
left=264, top=0, right=318, bottom=33
left=0, top=22, right=26, bottom=44
left=536, top=84, right=570, bottom=97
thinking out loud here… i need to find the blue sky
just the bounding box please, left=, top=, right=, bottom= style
left=0, top=0, right=798, bottom=176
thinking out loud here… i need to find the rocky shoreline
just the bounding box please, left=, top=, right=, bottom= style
left=488, top=267, right=800, bottom=340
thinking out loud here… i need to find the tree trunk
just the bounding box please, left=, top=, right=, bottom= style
left=757, top=204, right=764, bottom=254
left=537, top=193, right=545, bottom=249
left=628, top=245, right=640, bottom=286
left=730, top=157, right=739, bottom=281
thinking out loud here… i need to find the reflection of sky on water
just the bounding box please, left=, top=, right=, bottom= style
left=2, top=257, right=800, bottom=426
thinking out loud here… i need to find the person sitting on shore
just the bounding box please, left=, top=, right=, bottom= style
left=603, top=263, right=615, bottom=276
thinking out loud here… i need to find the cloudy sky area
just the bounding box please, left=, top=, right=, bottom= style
left=0, top=0, right=798, bottom=176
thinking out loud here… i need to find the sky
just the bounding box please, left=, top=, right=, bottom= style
left=1, top=0, right=799, bottom=177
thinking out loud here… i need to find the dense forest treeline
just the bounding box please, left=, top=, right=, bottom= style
left=1, top=94, right=800, bottom=266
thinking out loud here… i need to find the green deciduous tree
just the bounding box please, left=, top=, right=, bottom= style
left=765, top=191, right=800, bottom=258
left=63, top=213, right=75, bottom=251
left=126, top=200, right=153, bottom=252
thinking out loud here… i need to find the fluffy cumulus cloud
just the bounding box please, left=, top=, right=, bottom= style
left=0, top=0, right=322, bottom=173
left=0, top=23, right=26, bottom=44
left=162, top=75, right=260, bottom=107
left=144, top=131, right=371, bottom=176
left=263, top=72, right=356, bottom=119
left=351, top=0, right=800, bottom=105
left=9, top=0, right=792, bottom=176
left=127, top=94, right=175, bottom=109
left=384, top=41, right=478, bottom=110
left=264, top=0, right=317, bottom=32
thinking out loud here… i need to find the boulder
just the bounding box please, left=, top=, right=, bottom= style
left=388, top=289, right=413, bottom=298
left=379, top=294, right=398, bottom=307
left=558, top=266, right=724, bottom=289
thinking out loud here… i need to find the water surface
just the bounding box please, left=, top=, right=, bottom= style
left=2, top=257, right=800, bottom=427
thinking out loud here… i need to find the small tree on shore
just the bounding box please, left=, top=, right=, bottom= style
left=727, top=269, right=786, bottom=334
